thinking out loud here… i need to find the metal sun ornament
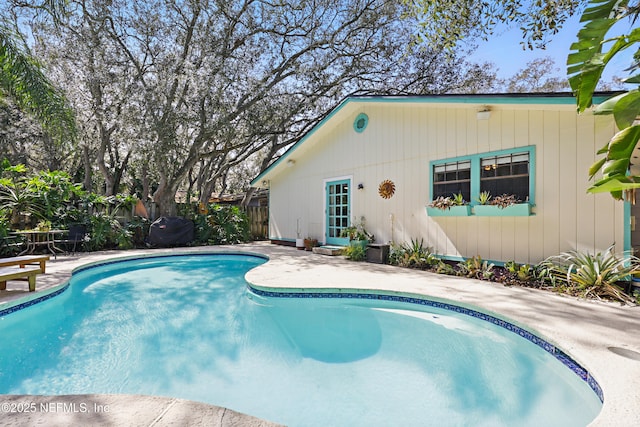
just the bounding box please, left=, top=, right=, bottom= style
left=378, top=179, right=395, bottom=199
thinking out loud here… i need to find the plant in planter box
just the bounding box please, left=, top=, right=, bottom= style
left=427, top=193, right=471, bottom=216
left=303, top=237, right=319, bottom=251
left=476, top=191, right=492, bottom=205
left=340, top=218, right=374, bottom=243
left=429, top=196, right=455, bottom=210
left=474, top=193, right=531, bottom=216
left=490, top=194, right=520, bottom=209
left=451, top=192, right=467, bottom=206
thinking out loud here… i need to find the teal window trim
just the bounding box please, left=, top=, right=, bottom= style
left=325, top=178, right=351, bottom=245
left=429, top=145, right=536, bottom=206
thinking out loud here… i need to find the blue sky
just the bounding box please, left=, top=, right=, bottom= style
left=469, top=13, right=636, bottom=85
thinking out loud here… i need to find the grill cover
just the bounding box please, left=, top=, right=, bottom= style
left=148, top=217, right=194, bottom=247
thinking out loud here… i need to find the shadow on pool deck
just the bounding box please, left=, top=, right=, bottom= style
left=1, top=241, right=640, bottom=426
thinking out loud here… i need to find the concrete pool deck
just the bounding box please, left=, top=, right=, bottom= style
left=1, top=242, right=639, bottom=426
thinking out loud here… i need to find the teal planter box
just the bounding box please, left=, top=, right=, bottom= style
left=473, top=203, right=532, bottom=217
left=426, top=205, right=472, bottom=217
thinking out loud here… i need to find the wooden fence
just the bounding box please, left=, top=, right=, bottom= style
left=246, top=206, right=268, bottom=239
left=89, top=201, right=268, bottom=240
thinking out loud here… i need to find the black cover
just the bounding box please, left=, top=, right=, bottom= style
left=148, top=217, right=194, bottom=247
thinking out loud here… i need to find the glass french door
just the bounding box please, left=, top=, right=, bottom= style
left=325, top=179, right=350, bottom=245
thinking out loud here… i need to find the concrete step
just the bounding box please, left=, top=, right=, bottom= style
left=312, top=245, right=344, bottom=256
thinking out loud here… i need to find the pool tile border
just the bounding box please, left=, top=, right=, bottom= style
left=0, top=284, right=69, bottom=317
left=248, top=286, right=604, bottom=403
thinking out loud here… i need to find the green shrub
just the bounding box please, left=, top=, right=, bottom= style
left=194, top=204, right=250, bottom=245
left=344, top=241, right=367, bottom=261
left=434, top=260, right=456, bottom=275
left=389, top=238, right=437, bottom=269
left=539, top=246, right=639, bottom=304
left=457, top=256, right=494, bottom=280
left=126, top=216, right=151, bottom=247
left=84, top=213, right=120, bottom=251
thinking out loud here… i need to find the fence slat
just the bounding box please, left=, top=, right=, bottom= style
left=246, top=206, right=268, bottom=239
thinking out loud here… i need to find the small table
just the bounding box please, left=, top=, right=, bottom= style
left=11, top=230, right=66, bottom=259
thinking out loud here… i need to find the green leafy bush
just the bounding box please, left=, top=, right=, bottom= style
left=194, top=204, right=250, bottom=245
left=126, top=216, right=151, bottom=247
left=344, top=241, right=367, bottom=261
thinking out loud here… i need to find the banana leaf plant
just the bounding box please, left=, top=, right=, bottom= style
left=567, top=0, right=640, bottom=200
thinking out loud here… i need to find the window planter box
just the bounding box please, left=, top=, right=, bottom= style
left=473, top=203, right=532, bottom=217
left=426, top=205, right=472, bottom=217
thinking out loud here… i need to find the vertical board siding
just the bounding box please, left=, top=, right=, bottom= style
left=542, top=110, right=561, bottom=258
left=558, top=111, right=578, bottom=251
left=267, top=102, right=620, bottom=264
left=575, top=114, right=597, bottom=252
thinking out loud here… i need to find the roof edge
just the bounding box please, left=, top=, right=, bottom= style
left=250, top=92, right=618, bottom=186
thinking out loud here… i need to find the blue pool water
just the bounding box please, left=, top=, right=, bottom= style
left=0, top=254, right=601, bottom=426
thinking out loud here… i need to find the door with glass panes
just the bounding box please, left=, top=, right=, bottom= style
left=325, top=179, right=350, bottom=245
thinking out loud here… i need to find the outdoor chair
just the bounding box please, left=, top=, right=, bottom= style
left=56, top=225, right=87, bottom=254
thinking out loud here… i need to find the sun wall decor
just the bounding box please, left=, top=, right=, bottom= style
left=378, top=179, right=395, bottom=199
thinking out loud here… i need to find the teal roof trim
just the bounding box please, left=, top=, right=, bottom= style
left=250, top=93, right=617, bottom=186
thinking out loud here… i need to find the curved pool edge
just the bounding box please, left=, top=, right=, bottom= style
left=0, top=249, right=268, bottom=317
left=2, top=243, right=639, bottom=426
left=241, top=243, right=640, bottom=427
left=247, top=283, right=604, bottom=403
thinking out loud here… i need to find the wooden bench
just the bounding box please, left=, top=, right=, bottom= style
left=0, top=266, right=42, bottom=292
left=0, top=255, right=50, bottom=273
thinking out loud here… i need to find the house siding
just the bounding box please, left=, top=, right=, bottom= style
left=264, top=100, right=623, bottom=264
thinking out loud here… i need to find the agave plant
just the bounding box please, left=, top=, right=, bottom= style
left=476, top=191, right=491, bottom=205
left=399, top=238, right=437, bottom=269
left=457, top=256, right=495, bottom=280
left=451, top=192, right=467, bottom=206
left=540, top=246, right=640, bottom=304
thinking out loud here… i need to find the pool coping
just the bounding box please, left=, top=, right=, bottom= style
left=1, top=242, right=639, bottom=426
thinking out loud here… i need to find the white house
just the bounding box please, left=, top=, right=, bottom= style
left=251, top=94, right=632, bottom=264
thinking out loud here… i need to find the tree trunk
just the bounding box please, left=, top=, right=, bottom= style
left=82, top=145, right=93, bottom=191
left=240, top=187, right=256, bottom=208
left=152, top=177, right=178, bottom=217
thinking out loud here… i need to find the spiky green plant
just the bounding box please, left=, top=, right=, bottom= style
left=399, top=238, right=437, bottom=269
left=476, top=191, right=491, bottom=205
left=540, top=246, right=640, bottom=303
left=451, top=192, right=466, bottom=206
left=457, top=256, right=495, bottom=280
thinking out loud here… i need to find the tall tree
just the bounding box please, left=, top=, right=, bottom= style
left=0, top=10, right=75, bottom=144
left=403, top=0, right=582, bottom=50
left=506, top=57, right=571, bottom=92
left=17, top=0, right=495, bottom=215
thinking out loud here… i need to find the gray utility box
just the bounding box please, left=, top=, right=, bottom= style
left=366, top=243, right=390, bottom=264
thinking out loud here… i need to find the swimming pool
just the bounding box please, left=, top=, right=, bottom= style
left=0, top=253, right=602, bottom=426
